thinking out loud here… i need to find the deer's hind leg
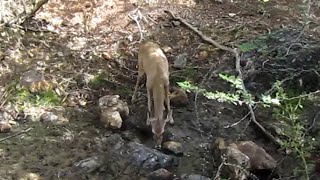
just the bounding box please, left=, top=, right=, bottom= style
left=164, top=83, right=174, bottom=124
left=132, top=57, right=144, bottom=103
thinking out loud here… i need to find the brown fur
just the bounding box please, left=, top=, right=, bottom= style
left=132, top=41, right=174, bottom=147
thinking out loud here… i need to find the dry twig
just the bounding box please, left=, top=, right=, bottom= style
left=7, top=0, right=49, bottom=25
left=128, top=6, right=144, bottom=43
left=164, top=10, right=280, bottom=145
left=0, top=127, right=32, bottom=142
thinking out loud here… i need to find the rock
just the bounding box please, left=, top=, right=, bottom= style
left=23, top=107, right=45, bottom=122
left=213, top=137, right=277, bottom=180
left=102, top=52, right=112, bottom=60
left=0, top=109, right=14, bottom=132
left=126, top=142, right=177, bottom=172
left=98, top=95, right=129, bottom=129
left=40, top=107, right=69, bottom=124
left=0, top=121, right=12, bottom=133
left=213, top=138, right=250, bottom=180
left=103, top=134, right=178, bottom=176
left=196, top=51, right=208, bottom=60
left=19, top=173, right=41, bottom=180
left=235, top=141, right=277, bottom=170
left=162, top=141, right=183, bottom=156
left=100, top=110, right=122, bottom=129
left=224, top=144, right=251, bottom=180
left=74, top=156, right=102, bottom=173
left=172, top=21, right=181, bottom=27
left=173, top=53, right=188, bottom=68
left=40, top=112, right=59, bottom=123
left=20, top=70, right=54, bottom=92
left=181, top=174, right=211, bottom=180
left=147, top=168, right=174, bottom=180
left=161, top=46, right=173, bottom=53
left=170, top=87, right=189, bottom=107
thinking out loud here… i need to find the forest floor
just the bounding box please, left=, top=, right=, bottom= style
left=0, top=0, right=320, bottom=179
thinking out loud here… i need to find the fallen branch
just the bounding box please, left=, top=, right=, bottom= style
left=164, top=10, right=280, bottom=146
left=128, top=6, right=144, bottom=43
left=8, top=0, right=49, bottom=25
left=25, top=0, right=49, bottom=20
left=0, top=127, right=32, bottom=142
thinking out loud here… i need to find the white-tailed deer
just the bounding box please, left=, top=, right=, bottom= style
left=131, top=41, right=174, bottom=148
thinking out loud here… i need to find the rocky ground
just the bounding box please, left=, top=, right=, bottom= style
left=0, top=0, right=320, bottom=179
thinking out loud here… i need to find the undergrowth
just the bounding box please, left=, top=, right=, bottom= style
left=178, top=74, right=316, bottom=179
left=8, top=83, right=61, bottom=111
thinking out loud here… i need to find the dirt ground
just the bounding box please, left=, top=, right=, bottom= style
left=0, top=0, right=320, bottom=179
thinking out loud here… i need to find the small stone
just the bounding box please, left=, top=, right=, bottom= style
left=162, top=46, right=173, bottom=53
left=198, top=51, right=208, bottom=60
left=21, top=173, right=41, bottom=180
left=228, top=13, right=237, bottom=17
left=0, top=122, right=12, bottom=133
left=23, top=107, right=44, bottom=122
left=9, top=120, right=17, bottom=125
left=40, top=112, right=59, bottom=123
left=181, top=174, right=211, bottom=180
left=147, top=168, right=174, bottom=180
left=170, top=88, right=189, bottom=107
left=172, top=21, right=181, bottom=26
left=98, top=95, right=129, bottom=129
left=74, top=156, right=102, bottom=173
left=100, top=110, right=122, bottom=129
left=162, top=141, right=183, bottom=156
left=102, top=52, right=112, bottom=60
left=173, top=53, right=188, bottom=68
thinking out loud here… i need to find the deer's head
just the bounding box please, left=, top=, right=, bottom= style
left=149, top=117, right=166, bottom=149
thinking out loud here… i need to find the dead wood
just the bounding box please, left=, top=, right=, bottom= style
left=7, top=0, right=49, bottom=25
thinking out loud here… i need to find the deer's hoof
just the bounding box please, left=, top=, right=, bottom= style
left=154, top=144, right=162, bottom=149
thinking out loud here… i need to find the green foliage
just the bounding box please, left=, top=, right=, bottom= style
left=9, top=85, right=61, bottom=110
left=177, top=81, right=205, bottom=93
left=218, top=74, right=242, bottom=90
left=178, top=74, right=279, bottom=106
left=272, top=83, right=314, bottom=179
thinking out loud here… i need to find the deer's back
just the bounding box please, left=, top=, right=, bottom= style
left=138, top=42, right=169, bottom=82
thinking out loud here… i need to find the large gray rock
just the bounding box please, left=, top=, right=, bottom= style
left=103, top=134, right=178, bottom=176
